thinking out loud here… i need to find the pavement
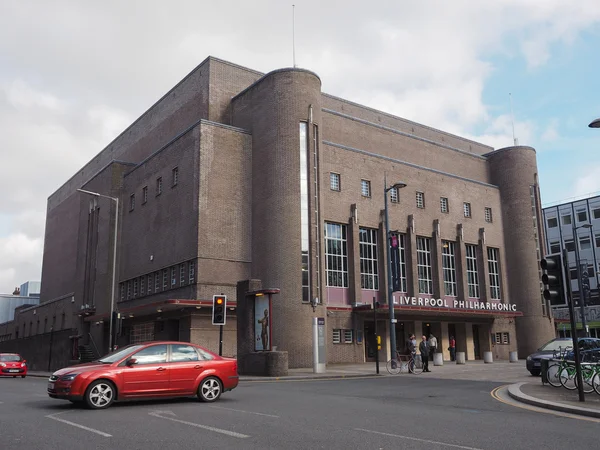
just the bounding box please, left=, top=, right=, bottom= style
left=26, top=358, right=600, bottom=419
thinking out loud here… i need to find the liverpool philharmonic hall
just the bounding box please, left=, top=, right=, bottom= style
left=4, top=57, right=556, bottom=369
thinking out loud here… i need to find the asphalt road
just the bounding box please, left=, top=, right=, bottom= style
left=1, top=375, right=598, bottom=450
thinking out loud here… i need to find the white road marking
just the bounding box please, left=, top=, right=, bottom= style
left=148, top=411, right=249, bottom=438
left=208, top=405, right=279, bottom=418
left=46, top=411, right=112, bottom=438
left=354, top=428, right=483, bottom=450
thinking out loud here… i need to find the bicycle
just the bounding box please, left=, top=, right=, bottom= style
left=386, top=351, right=424, bottom=375
left=546, top=347, right=572, bottom=388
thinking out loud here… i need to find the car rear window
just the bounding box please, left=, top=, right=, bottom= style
left=0, top=355, right=22, bottom=362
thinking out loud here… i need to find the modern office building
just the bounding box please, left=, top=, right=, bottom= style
left=0, top=56, right=555, bottom=369
left=542, top=196, right=600, bottom=337
left=0, top=281, right=41, bottom=332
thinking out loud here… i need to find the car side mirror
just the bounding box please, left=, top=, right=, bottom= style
left=126, top=358, right=138, bottom=366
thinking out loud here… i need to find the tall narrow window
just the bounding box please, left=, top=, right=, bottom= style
left=463, top=202, right=471, bottom=218
left=416, top=192, right=425, bottom=209
left=300, top=122, right=310, bottom=302
left=487, top=247, right=501, bottom=300
left=180, top=264, right=186, bottom=286
left=156, top=177, right=163, bottom=196
left=324, top=222, right=348, bottom=287
left=162, top=269, right=168, bottom=290
left=129, top=194, right=135, bottom=211
left=466, top=244, right=480, bottom=298
left=442, top=241, right=457, bottom=296
left=172, top=167, right=179, bottom=186
left=171, top=267, right=177, bottom=286
left=359, top=228, right=379, bottom=290
left=133, top=279, right=138, bottom=298
left=147, top=273, right=153, bottom=294
left=484, top=207, right=493, bottom=223
left=330, top=172, right=340, bottom=191
left=140, top=276, right=145, bottom=295
left=416, top=237, right=433, bottom=294
left=390, top=233, right=407, bottom=293
left=440, top=197, right=449, bottom=213
left=142, top=186, right=148, bottom=204
left=154, top=272, right=160, bottom=292
left=390, top=187, right=399, bottom=203
left=189, top=261, right=195, bottom=284
left=120, top=284, right=125, bottom=301
left=361, top=179, right=371, bottom=197
left=127, top=281, right=131, bottom=300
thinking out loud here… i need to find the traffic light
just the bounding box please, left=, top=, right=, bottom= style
left=541, top=253, right=566, bottom=306
left=212, top=295, right=227, bottom=325
left=581, top=269, right=591, bottom=297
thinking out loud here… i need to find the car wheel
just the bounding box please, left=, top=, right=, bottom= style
left=85, top=380, right=115, bottom=410
left=13, top=376, right=16, bottom=378
left=21, top=376, right=26, bottom=379
left=529, top=370, right=540, bottom=376
left=197, top=376, right=222, bottom=402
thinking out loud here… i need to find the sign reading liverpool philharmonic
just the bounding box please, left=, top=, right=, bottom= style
left=395, top=295, right=518, bottom=312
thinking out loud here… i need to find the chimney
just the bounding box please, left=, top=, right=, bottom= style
left=12, top=287, right=20, bottom=295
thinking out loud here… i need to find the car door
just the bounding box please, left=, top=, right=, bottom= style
left=121, top=344, right=171, bottom=397
left=168, top=344, right=205, bottom=394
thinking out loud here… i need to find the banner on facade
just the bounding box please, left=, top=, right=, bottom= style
left=394, top=295, right=518, bottom=312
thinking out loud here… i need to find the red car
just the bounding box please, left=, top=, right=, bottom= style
left=0, top=353, right=27, bottom=378
left=47, top=341, right=239, bottom=409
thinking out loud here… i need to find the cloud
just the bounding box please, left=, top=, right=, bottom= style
left=0, top=232, right=43, bottom=294
left=574, top=167, right=600, bottom=198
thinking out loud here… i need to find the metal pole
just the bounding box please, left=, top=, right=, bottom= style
left=108, top=197, right=119, bottom=353
left=570, top=203, right=588, bottom=336
left=219, top=325, right=223, bottom=356
left=374, top=297, right=379, bottom=374
left=563, top=247, right=586, bottom=402
left=384, top=178, right=397, bottom=364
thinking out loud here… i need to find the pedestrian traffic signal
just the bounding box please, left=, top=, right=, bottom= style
left=212, top=295, right=227, bottom=325
left=541, top=253, right=566, bottom=306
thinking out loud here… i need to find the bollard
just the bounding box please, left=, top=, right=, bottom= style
left=483, top=351, right=493, bottom=363
left=433, top=352, right=444, bottom=366
left=456, top=352, right=466, bottom=364
left=509, top=351, right=518, bottom=363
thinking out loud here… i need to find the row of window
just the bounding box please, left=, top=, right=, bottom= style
left=492, top=332, right=510, bottom=345
left=330, top=174, right=493, bottom=222
left=120, top=260, right=196, bottom=302
left=332, top=329, right=354, bottom=344
left=548, top=235, right=600, bottom=254
left=13, top=314, right=66, bottom=340
left=325, top=222, right=501, bottom=300
left=546, top=207, right=600, bottom=228
left=129, top=167, right=179, bottom=211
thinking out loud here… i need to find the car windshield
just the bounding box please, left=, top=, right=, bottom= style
left=97, top=345, right=144, bottom=363
left=0, top=355, right=22, bottom=362
left=539, top=340, right=572, bottom=352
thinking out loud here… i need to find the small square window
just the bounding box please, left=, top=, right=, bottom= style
left=333, top=329, right=341, bottom=344
left=593, top=208, right=600, bottom=220
left=142, top=186, right=148, bottom=204
left=595, top=234, right=600, bottom=248
left=156, top=177, right=163, bottom=196
left=547, top=217, right=558, bottom=228
left=463, top=202, right=471, bottom=218
left=361, top=180, right=371, bottom=197
left=440, top=197, right=449, bottom=213
left=390, top=187, right=399, bottom=203
left=416, top=192, right=425, bottom=209
left=172, top=167, right=179, bottom=187
left=330, top=173, right=340, bottom=191
left=579, top=236, right=591, bottom=250
left=577, top=209, right=588, bottom=222
left=343, top=329, right=353, bottom=344
left=549, top=241, right=561, bottom=254
left=129, top=194, right=135, bottom=211
left=485, top=207, right=492, bottom=223
left=565, top=239, right=575, bottom=252
left=562, top=214, right=571, bottom=225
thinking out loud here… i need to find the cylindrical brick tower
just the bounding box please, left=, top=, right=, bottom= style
left=487, top=146, right=555, bottom=357
left=231, top=68, right=324, bottom=368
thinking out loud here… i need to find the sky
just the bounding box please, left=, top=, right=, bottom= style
left=0, top=0, right=600, bottom=294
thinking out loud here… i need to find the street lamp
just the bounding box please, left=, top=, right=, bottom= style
left=384, top=177, right=407, bottom=365
left=588, top=118, right=600, bottom=128
left=571, top=221, right=593, bottom=337
left=77, top=188, right=119, bottom=353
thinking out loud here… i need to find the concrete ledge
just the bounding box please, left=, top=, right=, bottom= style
left=507, top=382, right=600, bottom=419
left=240, top=373, right=381, bottom=382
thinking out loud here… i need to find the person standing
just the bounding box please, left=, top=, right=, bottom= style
left=419, top=336, right=430, bottom=372
left=449, top=335, right=456, bottom=361
left=428, top=333, right=437, bottom=361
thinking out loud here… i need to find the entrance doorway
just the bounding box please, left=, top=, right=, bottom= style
left=472, top=324, right=481, bottom=360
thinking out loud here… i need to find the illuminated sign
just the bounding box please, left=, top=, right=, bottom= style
left=394, top=295, right=517, bottom=312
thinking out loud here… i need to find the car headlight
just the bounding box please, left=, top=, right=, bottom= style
left=0, top=363, right=5, bottom=367
left=60, top=373, right=79, bottom=381
left=526, top=356, right=532, bottom=361
left=21, top=362, right=27, bottom=367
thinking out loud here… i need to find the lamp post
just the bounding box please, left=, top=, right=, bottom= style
left=384, top=177, right=407, bottom=364
left=77, top=188, right=119, bottom=353
left=571, top=221, right=592, bottom=337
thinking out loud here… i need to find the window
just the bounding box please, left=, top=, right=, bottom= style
left=189, top=261, right=195, bottom=283
left=142, top=186, right=148, bottom=204
left=359, top=228, right=379, bottom=290
left=593, top=208, right=600, bottom=219
left=494, top=332, right=509, bottom=345
left=484, top=207, right=493, bottom=223
left=416, top=192, right=425, bottom=209
left=171, top=267, right=177, bottom=286
left=562, top=214, right=571, bottom=225
left=197, top=348, right=214, bottom=361
left=565, top=239, right=575, bottom=252
left=570, top=268, right=578, bottom=281
left=140, top=276, right=145, bottom=295
left=120, top=284, right=125, bottom=301
left=577, top=209, right=588, bottom=222
left=332, top=329, right=341, bottom=344
left=172, top=167, right=179, bottom=186
left=596, top=234, right=600, bottom=248
left=343, top=330, right=353, bottom=344
left=547, top=217, right=558, bottom=228
left=325, top=223, right=349, bottom=287
left=579, top=235, right=591, bottom=251
left=463, top=202, right=471, bottom=218
left=442, top=241, right=457, bottom=296
left=147, top=274, right=153, bottom=294
left=549, top=241, right=561, bottom=254
left=129, top=194, right=135, bottom=211
left=154, top=271, right=160, bottom=292
left=133, top=279, right=138, bottom=297
left=416, top=237, right=433, bottom=294
left=170, top=344, right=199, bottom=362
left=127, top=281, right=131, bottom=300
left=487, top=247, right=501, bottom=300
left=466, top=244, right=480, bottom=298
left=330, top=172, right=340, bottom=191
left=300, top=123, right=310, bottom=303
left=361, top=179, right=371, bottom=197
left=130, top=322, right=155, bottom=344
left=133, top=345, right=167, bottom=365
left=390, top=233, right=407, bottom=293
left=162, top=269, right=168, bottom=290
left=156, top=177, right=163, bottom=196
left=180, top=264, right=186, bottom=285
left=390, top=187, right=399, bottom=203
left=502, top=333, right=510, bottom=344
left=440, top=197, right=449, bottom=213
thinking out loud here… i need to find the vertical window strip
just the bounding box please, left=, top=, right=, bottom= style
left=487, top=247, right=501, bottom=300
left=324, top=222, right=349, bottom=288
left=300, top=122, right=310, bottom=302
left=359, top=228, right=379, bottom=290
left=466, top=244, right=480, bottom=298
left=416, top=237, right=433, bottom=294
left=180, top=264, right=186, bottom=285
left=147, top=273, right=153, bottom=294
left=442, top=241, right=457, bottom=296
left=189, top=261, right=195, bottom=283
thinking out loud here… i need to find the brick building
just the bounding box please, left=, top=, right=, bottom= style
left=0, top=56, right=555, bottom=369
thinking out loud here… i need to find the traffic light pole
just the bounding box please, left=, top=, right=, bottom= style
left=373, top=297, right=379, bottom=375
left=571, top=205, right=589, bottom=337
left=219, top=325, right=223, bottom=356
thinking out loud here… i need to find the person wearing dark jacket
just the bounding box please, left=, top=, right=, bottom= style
left=419, top=335, right=431, bottom=372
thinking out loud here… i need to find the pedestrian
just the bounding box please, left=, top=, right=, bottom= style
left=428, top=333, right=437, bottom=361
left=449, top=335, right=456, bottom=361
left=419, top=335, right=430, bottom=372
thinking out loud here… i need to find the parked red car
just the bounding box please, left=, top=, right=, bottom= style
left=47, top=341, right=239, bottom=409
left=0, top=353, right=27, bottom=378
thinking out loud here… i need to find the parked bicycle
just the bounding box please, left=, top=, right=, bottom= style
left=386, top=351, right=423, bottom=375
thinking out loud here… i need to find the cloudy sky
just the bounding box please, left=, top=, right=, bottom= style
left=1, top=0, right=600, bottom=294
